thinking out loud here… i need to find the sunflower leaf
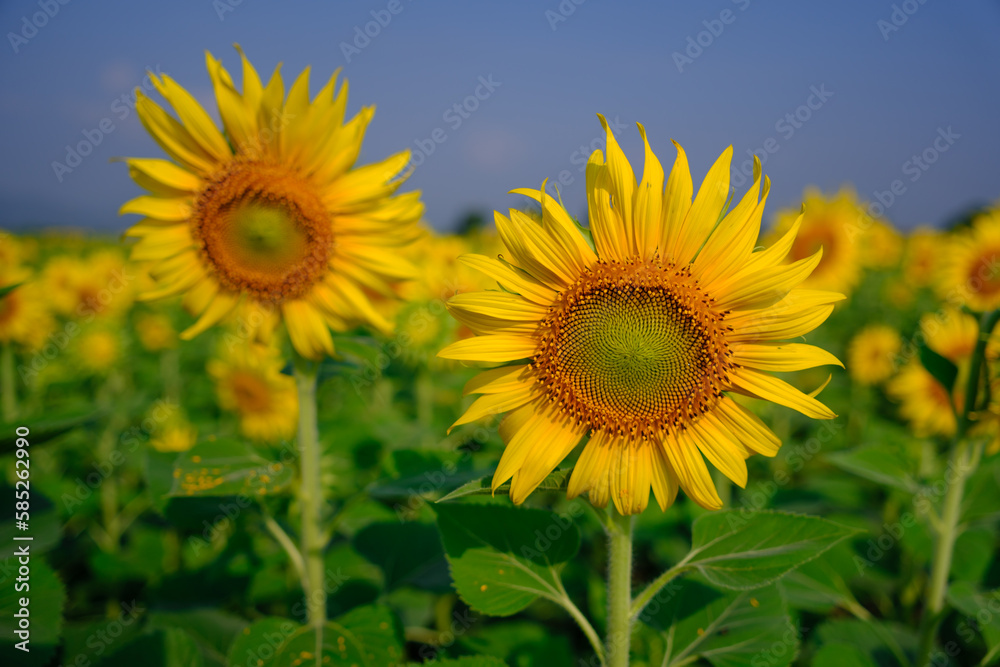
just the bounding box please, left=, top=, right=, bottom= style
left=434, top=503, right=580, bottom=616
left=0, top=557, right=65, bottom=665
left=225, top=606, right=404, bottom=667
left=167, top=438, right=293, bottom=498
left=917, top=339, right=958, bottom=395
left=0, top=408, right=104, bottom=455
left=640, top=578, right=797, bottom=667
left=683, top=510, right=861, bottom=590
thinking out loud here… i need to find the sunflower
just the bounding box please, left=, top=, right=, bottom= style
left=858, top=220, right=903, bottom=269
left=938, top=209, right=1000, bottom=312
left=902, top=227, right=943, bottom=288
left=887, top=309, right=997, bottom=438
left=150, top=413, right=198, bottom=453
left=42, top=251, right=134, bottom=321
left=74, top=327, right=123, bottom=374
left=768, top=188, right=865, bottom=297
left=120, top=46, right=424, bottom=360
left=208, top=342, right=298, bottom=441
left=847, top=324, right=902, bottom=386
left=439, top=117, right=842, bottom=515
left=135, top=312, right=178, bottom=352
left=0, top=267, right=55, bottom=352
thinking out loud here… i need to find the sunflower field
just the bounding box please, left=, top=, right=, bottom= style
left=2, top=37, right=1000, bottom=667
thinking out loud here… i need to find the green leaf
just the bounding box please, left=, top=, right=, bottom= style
left=225, top=617, right=297, bottom=667
left=146, top=609, right=248, bottom=667
left=227, top=606, right=403, bottom=667
left=93, top=627, right=204, bottom=667
left=781, top=542, right=866, bottom=614
left=642, top=579, right=796, bottom=667
left=405, top=658, right=508, bottom=666
left=434, top=503, right=580, bottom=616
left=0, top=557, right=65, bottom=665
left=437, top=469, right=570, bottom=503
left=948, top=581, right=1000, bottom=650
left=814, top=618, right=917, bottom=667
left=0, top=408, right=103, bottom=454
left=459, top=621, right=572, bottom=667
left=918, top=339, right=958, bottom=394
left=685, top=510, right=861, bottom=590
left=812, top=643, right=878, bottom=667
left=951, top=528, right=995, bottom=583
left=0, top=485, right=60, bottom=558
left=353, top=521, right=451, bottom=592
left=826, top=445, right=920, bottom=493
left=368, top=450, right=479, bottom=502
left=168, top=438, right=293, bottom=498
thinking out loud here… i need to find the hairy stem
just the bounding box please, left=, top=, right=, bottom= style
left=293, top=354, right=326, bottom=657
left=607, top=511, right=634, bottom=667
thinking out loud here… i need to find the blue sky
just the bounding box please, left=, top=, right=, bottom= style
left=2, top=0, right=999, bottom=233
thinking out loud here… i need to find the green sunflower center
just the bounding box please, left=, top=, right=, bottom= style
left=533, top=258, right=733, bottom=439
left=191, top=160, right=334, bottom=303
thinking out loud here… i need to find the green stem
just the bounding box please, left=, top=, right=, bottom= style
left=916, top=308, right=1000, bottom=666
left=95, top=372, right=127, bottom=553
left=293, top=354, right=326, bottom=659
left=2, top=343, right=17, bottom=423
left=607, top=511, right=633, bottom=667
left=161, top=348, right=181, bottom=406
left=552, top=571, right=606, bottom=665
left=630, top=566, right=686, bottom=623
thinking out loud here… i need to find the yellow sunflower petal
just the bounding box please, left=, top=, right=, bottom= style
left=437, top=334, right=538, bottom=362
left=662, top=433, right=723, bottom=510
left=732, top=343, right=843, bottom=372
left=730, top=368, right=836, bottom=419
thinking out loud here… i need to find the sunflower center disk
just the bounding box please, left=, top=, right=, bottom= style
left=191, top=160, right=334, bottom=302
left=533, top=259, right=733, bottom=439
left=230, top=371, right=274, bottom=413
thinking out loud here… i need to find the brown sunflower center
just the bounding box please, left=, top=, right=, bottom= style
left=791, top=222, right=835, bottom=271
left=968, top=248, right=1000, bottom=298
left=229, top=371, right=273, bottom=413
left=190, top=160, right=333, bottom=303
left=532, top=258, right=734, bottom=439
left=0, top=290, right=20, bottom=327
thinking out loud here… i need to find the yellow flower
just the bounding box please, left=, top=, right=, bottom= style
left=439, top=117, right=842, bottom=515
left=135, top=312, right=178, bottom=352
left=74, top=327, right=122, bottom=374
left=938, top=209, right=1000, bottom=312
left=902, top=226, right=943, bottom=287
left=0, top=267, right=55, bottom=352
left=887, top=309, right=994, bottom=438
left=848, top=325, right=902, bottom=386
left=859, top=220, right=903, bottom=269
left=769, top=188, right=865, bottom=297
left=150, top=415, right=198, bottom=453
left=42, top=251, right=133, bottom=320
left=120, top=46, right=424, bottom=360
left=208, top=342, right=298, bottom=441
